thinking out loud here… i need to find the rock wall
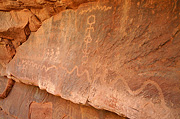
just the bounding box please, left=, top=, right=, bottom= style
left=0, top=0, right=180, bottom=119
left=0, top=76, right=125, bottom=119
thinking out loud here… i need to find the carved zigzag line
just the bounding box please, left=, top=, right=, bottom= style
left=18, top=59, right=91, bottom=83
left=35, top=64, right=91, bottom=83
left=60, top=65, right=90, bottom=83
left=79, top=5, right=112, bottom=15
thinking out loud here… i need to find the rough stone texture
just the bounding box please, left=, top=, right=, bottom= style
left=0, top=38, right=15, bottom=65
left=0, top=81, right=125, bottom=119
left=29, top=102, right=53, bottom=119
left=0, top=0, right=97, bottom=11
left=0, top=76, right=14, bottom=99
left=0, top=77, right=9, bottom=96
left=0, top=108, right=15, bottom=119
left=0, top=0, right=97, bottom=72
left=0, top=0, right=97, bottom=23
left=0, top=9, right=42, bottom=76
left=0, top=9, right=35, bottom=72
left=5, top=0, right=180, bottom=119
left=0, top=9, right=31, bottom=47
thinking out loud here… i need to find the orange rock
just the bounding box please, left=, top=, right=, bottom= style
left=29, top=15, right=42, bottom=32
left=30, top=6, right=57, bottom=22
left=1, top=0, right=180, bottom=118
left=29, top=102, right=53, bottom=119
left=0, top=108, right=15, bottom=119
left=0, top=9, right=42, bottom=66
left=0, top=81, right=126, bottom=119
left=0, top=76, right=14, bottom=99
left=0, top=38, right=15, bottom=66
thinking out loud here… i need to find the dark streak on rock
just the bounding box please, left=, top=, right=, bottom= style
left=0, top=78, right=15, bottom=99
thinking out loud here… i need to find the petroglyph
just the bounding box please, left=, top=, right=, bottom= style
left=82, top=15, right=95, bottom=64
left=44, top=47, right=60, bottom=62
left=15, top=56, right=173, bottom=110
left=60, top=65, right=90, bottom=83
left=118, top=76, right=167, bottom=109
left=79, top=5, right=112, bottom=15
left=17, top=59, right=58, bottom=73
left=17, top=59, right=91, bottom=83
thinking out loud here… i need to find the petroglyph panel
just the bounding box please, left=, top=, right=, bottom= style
left=6, top=1, right=180, bottom=119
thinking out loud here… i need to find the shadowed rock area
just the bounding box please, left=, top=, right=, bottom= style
left=0, top=78, right=126, bottom=119
left=0, top=76, right=15, bottom=99
left=0, top=0, right=180, bottom=119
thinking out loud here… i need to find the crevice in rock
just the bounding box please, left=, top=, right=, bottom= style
left=0, top=37, right=16, bottom=63
left=0, top=0, right=98, bottom=71
left=0, top=77, right=15, bottom=99
left=6, top=74, right=129, bottom=119
left=0, top=106, right=18, bottom=119
left=85, top=97, right=130, bottom=119
left=24, top=23, right=31, bottom=41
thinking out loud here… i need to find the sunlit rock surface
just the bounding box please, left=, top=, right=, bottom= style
left=0, top=0, right=180, bottom=119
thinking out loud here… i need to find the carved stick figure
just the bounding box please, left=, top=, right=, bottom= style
left=49, top=49, right=54, bottom=61
left=86, top=15, right=95, bottom=32
left=54, top=47, right=60, bottom=62
left=82, top=15, right=96, bottom=64
left=45, top=49, right=50, bottom=60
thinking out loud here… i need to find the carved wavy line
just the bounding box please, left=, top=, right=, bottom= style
left=35, top=63, right=90, bottom=83
left=79, top=5, right=112, bottom=15
left=60, top=65, right=90, bottom=83
left=17, top=59, right=90, bottom=83
left=17, top=59, right=167, bottom=108
left=120, top=77, right=166, bottom=107
left=17, top=59, right=166, bottom=107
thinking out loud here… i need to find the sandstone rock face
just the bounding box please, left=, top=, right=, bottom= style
left=0, top=10, right=32, bottom=48
left=0, top=76, right=14, bottom=99
left=0, top=0, right=97, bottom=11
left=0, top=108, right=15, bottom=119
left=0, top=0, right=97, bottom=70
left=29, top=102, right=53, bottom=119
left=0, top=38, right=15, bottom=65
left=5, top=0, right=180, bottom=119
left=0, top=9, right=36, bottom=72
left=0, top=81, right=125, bottom=119
left=0, top=0, right=97, bottom=24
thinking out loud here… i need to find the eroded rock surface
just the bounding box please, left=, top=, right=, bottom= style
left=5, top=0, right=180, bottom=119
left=0, top=9, right=39, bottom=74
left=0, top=108, right=15, bottom=119
left=0, top=0, right=97, bottom=75
left=29, top=102, right=53, bottom=119
left=0, top=76, right=14, bottom=99
left=0, top=0, right=97, bottom=11
left=0, top=9, right=33, bottom=48
left=0, top=81, right=125, bottom=119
